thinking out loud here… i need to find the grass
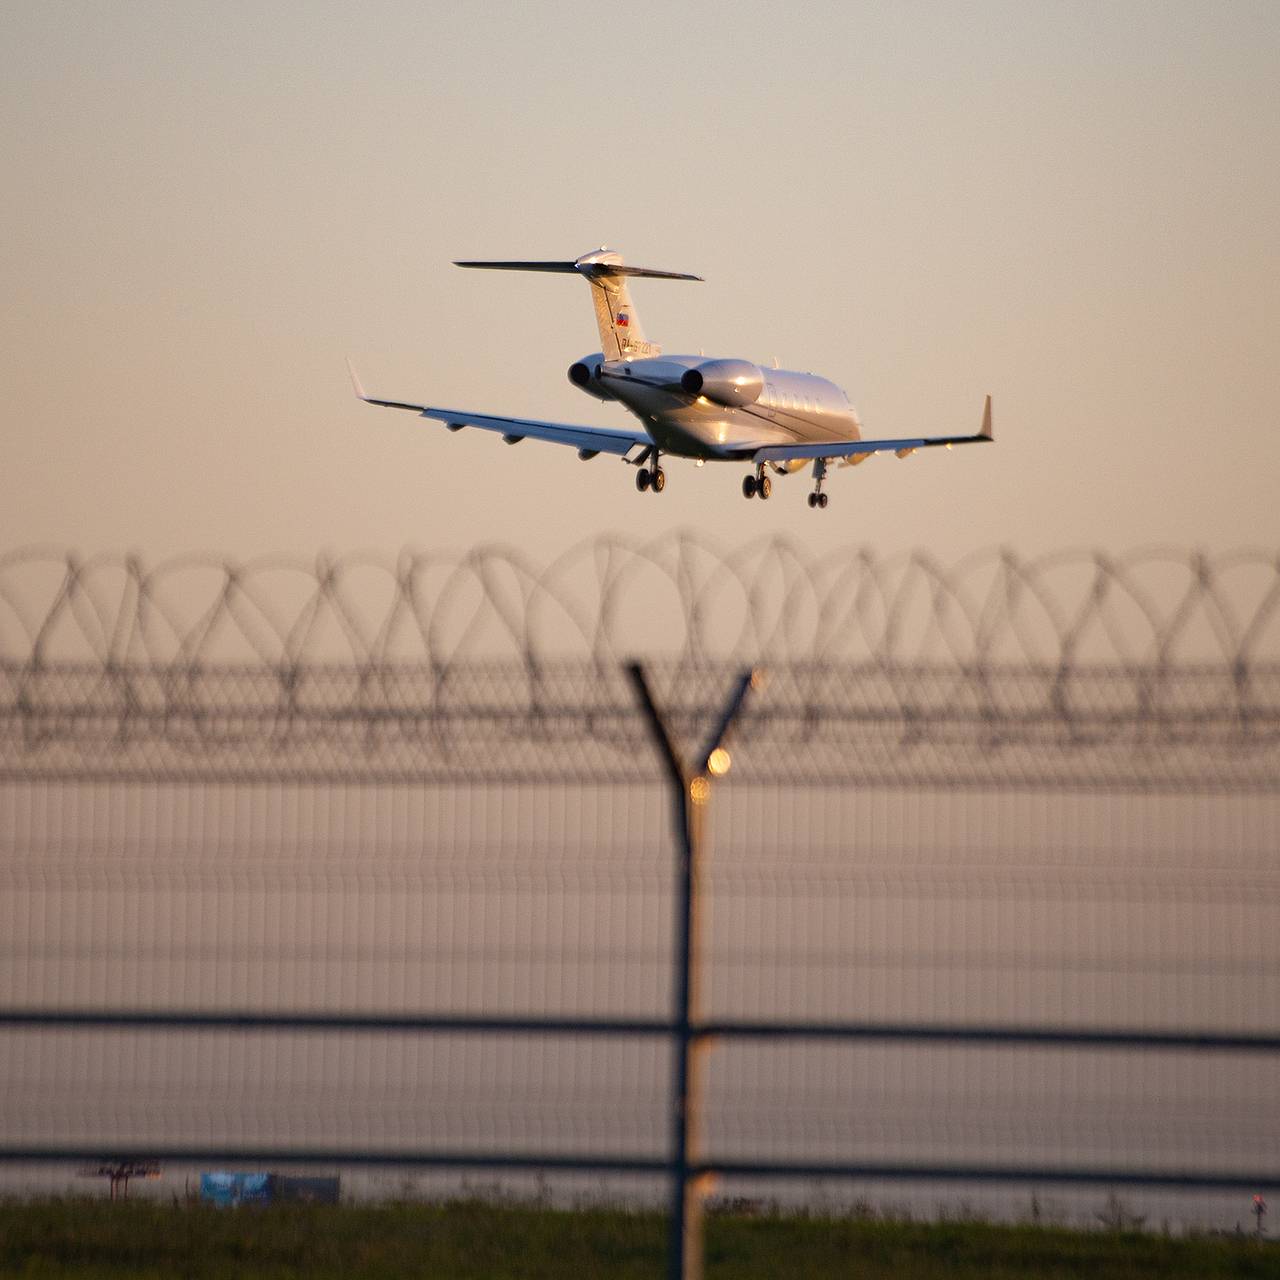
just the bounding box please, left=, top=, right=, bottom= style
left=1, top=1198, right=1278, bottom=1279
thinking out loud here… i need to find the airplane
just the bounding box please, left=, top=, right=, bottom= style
left=350, top=247, right=992, bottom=509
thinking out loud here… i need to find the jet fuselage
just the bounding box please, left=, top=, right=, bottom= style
left=569, top=353, right=860, bottom=461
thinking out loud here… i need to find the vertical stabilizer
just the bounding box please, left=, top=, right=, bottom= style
left=454, top=248, right=702, bottom=361
left=575, top=250, right=656, bottom=360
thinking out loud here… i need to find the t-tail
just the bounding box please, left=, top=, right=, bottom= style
left=453, top=248, right=702, bottom=361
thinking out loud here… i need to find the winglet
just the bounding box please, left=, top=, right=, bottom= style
left=980, top=394, right=993, bottom=440
left=346, top=358, right=370, bottom=403
left=344, top=361, right=429, bottom=414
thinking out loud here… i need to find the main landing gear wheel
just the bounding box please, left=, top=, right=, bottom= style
left=742, top=474, right=757, bottom=499
left=636, top=468, right=651, bottom=492
left=652, top=467, right=666, bottom=493
left=758, top=474, right=772, bottom=500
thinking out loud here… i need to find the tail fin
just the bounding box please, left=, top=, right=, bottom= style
left=455, top=248, right=701, bottom=361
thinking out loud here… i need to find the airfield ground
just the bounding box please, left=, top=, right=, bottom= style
left=1, top=1198, right=1279, bottom=1278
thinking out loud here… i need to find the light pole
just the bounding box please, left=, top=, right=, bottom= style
left=627, top=663, right=760, bottom=1280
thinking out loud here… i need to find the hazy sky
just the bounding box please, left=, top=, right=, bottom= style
left=4, top=0, right=1278, bottom=562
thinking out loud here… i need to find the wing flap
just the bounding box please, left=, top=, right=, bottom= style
left=417, top=406, right=646, bottom=456
left=753, top=396, right=993, bottom=464
left=349, top=362, right=648, bottom=457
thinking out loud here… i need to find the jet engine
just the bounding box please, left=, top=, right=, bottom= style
left=680, top=359, right=764, bottom=408
left=567, top=354, right=615, bottom=402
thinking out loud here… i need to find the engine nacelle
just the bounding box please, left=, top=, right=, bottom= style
left=567, top=354, right=615, bottom=402
left=680, top=358, right=764, bottom=408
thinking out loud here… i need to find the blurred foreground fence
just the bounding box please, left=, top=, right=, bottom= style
left=2, top=541, right=1280, bottom=1266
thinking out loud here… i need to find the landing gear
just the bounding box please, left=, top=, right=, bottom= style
left=634, top=449, right=666, bottom=494
left=808, top=458, right=830, bottom=510
left=742, top=465, right=772, bottom=500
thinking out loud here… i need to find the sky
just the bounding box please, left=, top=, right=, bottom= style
left=4, top=0, right=1279, bottom=564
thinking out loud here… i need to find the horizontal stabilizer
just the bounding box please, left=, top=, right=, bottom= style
left=454, top=260, right=582, bottom=273
left=597, top=265, right=703, bottom=281
left=455, top=248, right=699, bottom=359
left=455, top=258, right=702, bottom=282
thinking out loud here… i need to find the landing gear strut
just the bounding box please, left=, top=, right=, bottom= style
left=742, top=464, right=771, bottom=500
left=807, top=458, right=830, bottom=509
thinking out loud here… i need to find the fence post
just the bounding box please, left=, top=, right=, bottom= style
left=627, top=663, right=759, bottom=1280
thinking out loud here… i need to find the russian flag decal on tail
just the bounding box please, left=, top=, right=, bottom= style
left=616, top=313, right=629, bottom=327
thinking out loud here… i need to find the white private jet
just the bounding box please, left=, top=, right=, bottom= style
left=351, top=248, right=992, bottom=509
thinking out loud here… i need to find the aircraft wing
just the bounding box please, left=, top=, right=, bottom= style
left=349, top=362, right=650, bottom=458
left=752, top=396, right=993, bottom=464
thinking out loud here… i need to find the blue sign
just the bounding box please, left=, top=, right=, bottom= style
left=199, top=1172, right=273, bottom=1206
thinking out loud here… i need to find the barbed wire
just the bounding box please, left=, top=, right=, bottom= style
left=3, top=538, right=1280, bottom=667
left=2, top=540, right=1279, bottom=787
